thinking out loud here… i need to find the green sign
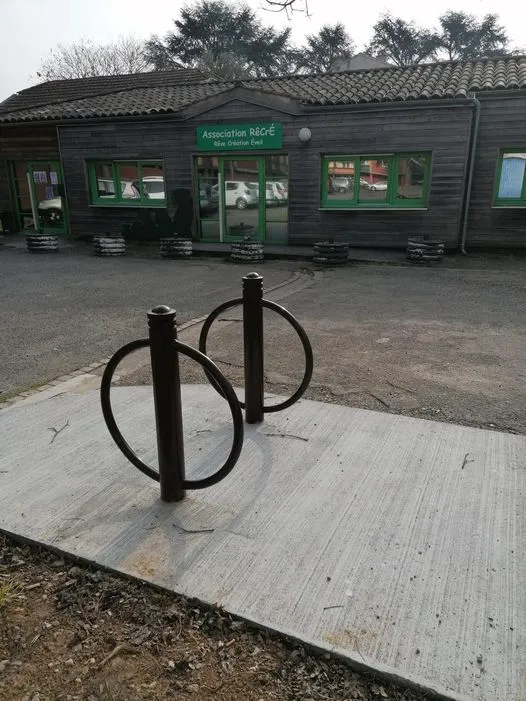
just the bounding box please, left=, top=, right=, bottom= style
left=197, top=122, right=282, bottom=151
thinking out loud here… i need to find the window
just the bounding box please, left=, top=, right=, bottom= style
left=87, top=160, right=165, bottom=206
left=494, top=151, right=526, bottom=205
left=321, top=153, right=431, bottom=209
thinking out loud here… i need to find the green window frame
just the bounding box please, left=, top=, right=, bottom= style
left=87, top=160, right=166, bottom=207
left=493, top=150, right=526, bottom=207
left=320, top=153, right=431, bottom=209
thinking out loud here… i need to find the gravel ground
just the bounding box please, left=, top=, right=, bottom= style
left=0, top=245, right=298, bottom=398
left=118, top=260, right=526, bottom=434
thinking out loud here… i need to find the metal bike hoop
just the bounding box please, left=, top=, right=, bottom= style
left=100, top=338, right=244, bottom=489
left=198, top=297, right=313, bottom=413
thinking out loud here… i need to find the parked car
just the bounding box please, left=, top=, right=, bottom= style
left=368, top=180, right=388, bottom=192
left=357, top=177, right=372, bottom=189
left=139, top=175, right=165, bottom=200
left=330, top=176, right=373, bottom=193
left=248, top=182, right=280, bottom=207
left=212, top=181, right=258, bottom=209
left=37, top=197, right=63, bottom=225
left=330, top=177, right=353, bottom=193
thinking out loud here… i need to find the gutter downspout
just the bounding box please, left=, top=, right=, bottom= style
left=460, top=94, right=481, bottom=254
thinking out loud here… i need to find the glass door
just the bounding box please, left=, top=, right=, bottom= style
left=29, top=161, right=67, bottom=234
left=221, top=157, right=264, bottom=242
left=264, top=154, right=288, bottom=243
left=196, top=156, right=221, bottom=241
left=195, top=155, right=288, bottom=243
left=10, top=162, right=36, bottom=231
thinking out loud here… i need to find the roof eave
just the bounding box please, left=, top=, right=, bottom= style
left=0, top=110, right=188, bottom=128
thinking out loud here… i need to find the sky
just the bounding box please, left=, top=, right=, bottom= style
left=1, top=0, right=524, bottom=102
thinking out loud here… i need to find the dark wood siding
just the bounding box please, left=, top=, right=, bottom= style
left=0, top=125, right=59, bottom=160
left=0, top=125, right=60, bottom=232
left=58, top=120, right=194, bottom=236
left=287, top=106, right=472, bottom=248
left=0, top=159, right=10, bottom=226
left=467, top=96, right=526, bottom=249
left=58, top=99, right=473, bottom=247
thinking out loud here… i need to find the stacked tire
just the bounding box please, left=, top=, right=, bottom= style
left=26, top=234, right=59, bottom=253
left=406, top=238, right=445, bottom=264
left=160, top=238, right=193, bottom=258
left=230, top=240, right=264, bottom=263
left=93, top=235, right=126, bottom=257
left=313, top=241, right=349, bottom=265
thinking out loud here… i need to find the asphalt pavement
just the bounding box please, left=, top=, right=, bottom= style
left=0, top=246, right=298, bottom=397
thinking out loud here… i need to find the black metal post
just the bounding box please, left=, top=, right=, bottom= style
left=243, top=272, right=264, bottom=423
left=147, top=305, right=186, bottom=502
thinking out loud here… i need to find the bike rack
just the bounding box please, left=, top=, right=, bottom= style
left=100, top=273, right=313, bottom=503
left=199, top=272, right=313, bottom=424
left=100, top=305, right=244, bottom=502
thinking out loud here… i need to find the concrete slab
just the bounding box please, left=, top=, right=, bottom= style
left=0, top=386, right=524, bottom=701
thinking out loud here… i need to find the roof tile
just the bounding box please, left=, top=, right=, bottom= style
left=2, top=57, right=526, bottom=124
left=0, top=68, right=207, bottom=115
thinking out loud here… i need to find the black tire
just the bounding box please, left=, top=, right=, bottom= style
left=236, top=197, right=247, bottom=210
left=370, top=185, right=377, bottom=192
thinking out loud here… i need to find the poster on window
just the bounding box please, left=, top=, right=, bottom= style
left=45, top=186, right=55, bottom=200
left=498, top=154, right=526, bottom=199
left=49, top=171, right=58, bottom=185
left=33, top=171, right=47, bottom=183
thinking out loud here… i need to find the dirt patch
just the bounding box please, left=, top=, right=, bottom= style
left=115, top=309, right=525, bottom=434
left=0, top=534, right=432, bottom=701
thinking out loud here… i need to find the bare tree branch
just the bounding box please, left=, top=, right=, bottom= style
left=261, top=0, right=310, bottom=19
left=35, top=36, right=152, bottom=81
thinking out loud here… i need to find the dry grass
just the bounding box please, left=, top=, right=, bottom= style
left=0, top=576, right=22, bottom=609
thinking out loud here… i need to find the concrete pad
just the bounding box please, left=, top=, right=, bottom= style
left=0, top=386, right=524, bottom=701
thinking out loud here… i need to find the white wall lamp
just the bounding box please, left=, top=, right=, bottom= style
left=298, top=127, right=312, bottom=144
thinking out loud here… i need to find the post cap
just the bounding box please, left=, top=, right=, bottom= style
left=244, top=272, right=263, bottom=279
left=147, top=305, right=176, bottom=320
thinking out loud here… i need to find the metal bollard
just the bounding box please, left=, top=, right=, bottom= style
left=147, top=305, right=186, bottom=501
left=243, top=272, right=264, bottom=423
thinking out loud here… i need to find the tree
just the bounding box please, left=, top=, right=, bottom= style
left=437, top=12, right=508, bottom=60
left=196, top=51, right=253, bottom=81
left=36, top=37, right=151, bottom=81
left=295, top=23, right=355, bottom=73
left=145, top=0, right=291, bottom=78
left=368, top=15, right=440, bottom=66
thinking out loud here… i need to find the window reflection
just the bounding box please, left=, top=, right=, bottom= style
left=397, top=156, right=427, bottom=201
left=117, top=163, right=140, bottom=199
left=358, top=159, right=388, bottom=202
left=197, top=156, right=220, bottom=241
left=95, top=163, right=116, bottom=199
left=141, top=163, right=165, bottom=200
left=327, top=160, right=355, bottom=202
left=265, top=154, right=288, bottom=242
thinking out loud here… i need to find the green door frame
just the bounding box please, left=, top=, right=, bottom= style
left=220, top=156, right=265, bottom=242
left=10, top=160, right=68, bottom=235
left=195, top=155, right=267, bottom=243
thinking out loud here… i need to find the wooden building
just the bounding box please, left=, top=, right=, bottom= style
left=1, top=58, right=526, bottom=250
